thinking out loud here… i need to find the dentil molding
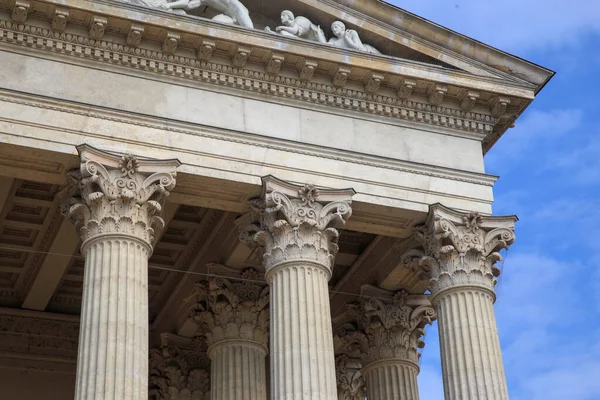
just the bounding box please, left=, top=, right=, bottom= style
left=0, top=14, right=519, bottom=146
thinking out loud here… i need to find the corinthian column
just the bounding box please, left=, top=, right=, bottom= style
left=343, top=285, right=435, bottom=400
left=60, top=145, right=179, bottom=400
left=414, top=204, right=516, bottom=400
left=242, top=176, right=354, bottom=400
left=187, top=268, right=269, bottom=400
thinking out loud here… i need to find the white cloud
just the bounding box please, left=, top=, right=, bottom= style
left=484, top=108, right=583, bottom=172
left=390, top=0, right=600, bottom=53
left=543, top=129, right=600, bottom=185
left=495, top=251, right=599, bottom=399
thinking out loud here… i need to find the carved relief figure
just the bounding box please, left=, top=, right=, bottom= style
left=328, top=21, right=381, bottom=55
left=267, top=10, right=326, bottom=43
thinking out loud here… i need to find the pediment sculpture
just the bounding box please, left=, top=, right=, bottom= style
left=122, top=0, right=254, bottom=28
left=119, top=1, right=381, bottom=54
left=267, top=10, right=381, bottom=55
left=265, top=10, right=326, bottom=43
left=328, top=20, right=381, bottom=55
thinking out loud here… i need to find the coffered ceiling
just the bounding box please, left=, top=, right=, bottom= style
left=0, top=174, right=428, bottom=346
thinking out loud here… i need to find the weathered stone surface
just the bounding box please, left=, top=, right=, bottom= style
left=339, top=285, right=435, bottom=400
left=61, top=145, right=179, bottom=400
left=242, top=176, right=354, bottom=400
left=186, top=269, right=269, bottom=400
left=413, top=204, right=516, bottom=400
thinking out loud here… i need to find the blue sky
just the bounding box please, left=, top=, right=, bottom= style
left=387, top=1, right=600, bottom=399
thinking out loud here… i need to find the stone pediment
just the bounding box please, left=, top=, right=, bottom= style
left=1, top=0, right=553, bottom=151
left=107, top=0, right=552, bottom=86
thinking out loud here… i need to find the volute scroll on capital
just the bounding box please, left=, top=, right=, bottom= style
left=149, top=333, right=211, bottom=400
left=58, top=144, right=180, bottom=248
left=185, top=267, right=270, bottom=350
left=413, top=204, right=517, bottom=297
left=342, top=285, right=436, bottom=367
left=240, top=176, right=355, bottom=274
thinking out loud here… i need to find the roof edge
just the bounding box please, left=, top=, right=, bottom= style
left=332, top=0, right=555, bottom=94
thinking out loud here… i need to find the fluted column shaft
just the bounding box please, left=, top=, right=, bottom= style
left=75, top=236, right=150, bottom=399
left=269, top=262, right=337, bottom=400
left=243, top=176, right=354, bottom=400
left=435, top=287, right=508, bottom=399
left=414, top=205, right=516, bottom=400
left=209, top=341, right=268, bottom=400
left=363, top=360, right=419, bottom=400
left=60, top=145, right=179, bottom=400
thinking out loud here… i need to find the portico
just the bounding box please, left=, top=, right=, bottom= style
left=0, top=0, right=552, bottom=398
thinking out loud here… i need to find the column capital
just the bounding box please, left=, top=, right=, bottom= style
left=59, top=144, right=180, bottom=249
left=414, top=204, right=517, bottom=297
left=344, top=285, right=436, bottom=368
left=334, top=353, right=366, bottom=400
left=149, top=333, right=211, bottom=400
left=186, top=267, right=269, bottom=351
left=241, top=175, right=355, bottom=275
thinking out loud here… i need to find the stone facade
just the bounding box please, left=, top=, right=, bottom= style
left=0, top=0, right=552, bottom=398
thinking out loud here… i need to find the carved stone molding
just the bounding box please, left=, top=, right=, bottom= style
left=397, top=78, right=416, bottom=99
left=332, top=66, right=351, bottom=87
left=459, top=90, right=480, bottom=111
left=0, top=20, right=501, bottom=139
left=413, top=204, right=517, bottom=298
left=232, top=45, right=251, bottom=68
left=364, top=72, right=384, bottom=93
left=241, top=176, right=354, bottom=274
left=89, top=15, right=107, bottom=40
left=0, top=309, right=79, bottom=366
left=265, top=53, right=285, bottom=75
left=11, top=0, right=30, bottom=23
left=344, top=285, right=436, bottom=367
left=427, top=84, right=448, bottom=106
left=162, top=32, right=180, bottom=55
left=196, top=39, right=216, bottom=61
left=149, top=333, right=211, bottom=400
left=297, top=59, right=318, bottom=81
left=51, top=8, right=69, bottom=32
left=58, top=144, right=180, bottom=249
left=127, top=23, right=144, bottom=46
left=186, top=268, right=269, bottom=349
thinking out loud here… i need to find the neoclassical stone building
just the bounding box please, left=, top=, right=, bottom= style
left=0, top=0, right=552, bottom=399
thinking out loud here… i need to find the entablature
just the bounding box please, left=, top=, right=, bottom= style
left=0, top=0, right=536, bottom=151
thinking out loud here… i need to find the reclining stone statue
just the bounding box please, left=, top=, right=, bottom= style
left=328, top=20, right=381, bottom=54
left=266, top=10, right=326, bottom=44
left=123, top=0, right=254, bottom=29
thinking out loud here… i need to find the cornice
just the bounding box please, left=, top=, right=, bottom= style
left=297, top=0, right=534, bottom=86
left=331, top=0, right=555, bottom=91
left=0, top=89, right=499, bottom=191
left=0, top=0, right=530, bottom=152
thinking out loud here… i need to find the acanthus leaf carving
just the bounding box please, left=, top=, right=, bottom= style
left=89, top=15, right=107, bottom=40
left=335, top=353, right=366, bottom=400
left=344, top=287, right=436, bottom=367
left=186, top=268, right=269, bottom=349
left=241, top=177, right=354, bottom=274
left=58, top=145, right=179, bottom=247
left=11, top=0, right=30, bottom=23
left=150, top=334, right=210, bottom=400
left=414, top=204, right=516, bottom=297
left=51, top=8, right=69, bottom=32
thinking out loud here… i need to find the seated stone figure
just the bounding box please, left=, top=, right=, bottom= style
left=328, top=20, right=381, bottom=54
left=267, top=10, right=326, bottom=44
